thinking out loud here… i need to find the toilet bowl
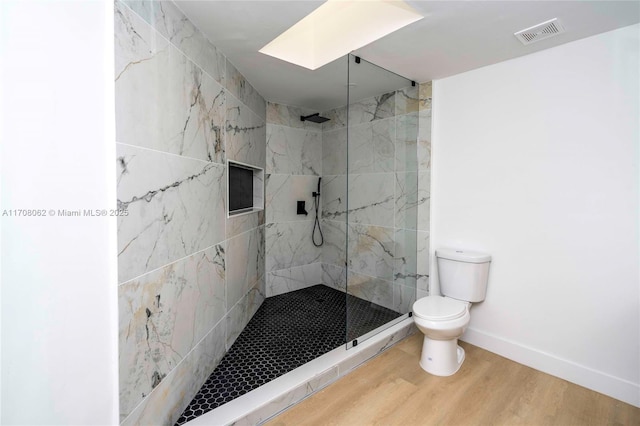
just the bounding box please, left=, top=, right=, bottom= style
left=413, top=296, right=470, bottom=376
left=412, top=248, right=491, bottom=377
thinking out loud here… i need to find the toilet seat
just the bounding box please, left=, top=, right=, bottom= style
left=413, top=296, right=468, bottom=321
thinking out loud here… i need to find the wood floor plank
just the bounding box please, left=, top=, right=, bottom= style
left=266, top=334, right=640, bottom=426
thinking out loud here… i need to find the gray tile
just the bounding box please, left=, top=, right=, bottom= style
left=116, top=144, right=225, bottom=283
left=267, top=124, right=321, bottom=175
left=226, top=95, right=266, bottom=168
left=226, top=59, right=266, bottom=120
left=115, top=3, right=225, bottom=163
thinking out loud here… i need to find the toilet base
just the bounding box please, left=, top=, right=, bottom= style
left=419, top=336, right=465, bottom=376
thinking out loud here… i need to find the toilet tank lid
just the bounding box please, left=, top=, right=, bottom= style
left=436, top=248, right=491, bottom=263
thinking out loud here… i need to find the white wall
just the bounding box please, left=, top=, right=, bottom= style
left=0, top=1, right=119, bottom=424
left=431, top=24, right=639, bottom=406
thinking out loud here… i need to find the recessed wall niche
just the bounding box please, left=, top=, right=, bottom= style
left=227, top=160, right=264, bottom=217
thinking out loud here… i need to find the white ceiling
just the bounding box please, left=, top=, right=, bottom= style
left=176, top=1, right=640, bottom=111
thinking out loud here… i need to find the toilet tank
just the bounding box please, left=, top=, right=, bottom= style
left=436, top=248, right=491, bottom=302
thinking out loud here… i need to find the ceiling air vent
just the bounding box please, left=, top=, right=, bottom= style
left=514, top=18, right=565, bottom=45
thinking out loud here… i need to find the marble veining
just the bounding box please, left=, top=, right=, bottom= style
left=348, top=118, right=395, bottom=173
left=321, top=106, right=347, bottom=131
left=113, top=21, right=430, bottom=416
left=395, top=172, right=419, bottom=230
left=320, top=220, right=347, bottom=268
left=320, top=175, right=346, bottom=222
left=115, top=1, right=226, bottom=163
left=265, top=222, right=322, bottom=272
left=226, top=60, right=266, bottom=120
left=226, top=226, right=265, bottom=309
left=346, top=271, right=395, bottom=311
left=416, top=230, right=430, bottom=293
left=226, top=210, right=264, bottom=240
left=226, top=95, right=266, bottom=167
left=115, top=1, right=169, bottom=79
left=121, top=321, right=226, bottom=426
left=120, top=0, right=225, bottom=85
left=266, top=125, right=321, bottom=176
left=348, top=91, right=395, bottom=126
left=418, top=109, right=432, bottom=170
left=226, top=279, right=266, bottom=348
left=393, top=283, right=416, bottom=314
left=266, top=262, right=323, bottom=297
left=116, top=144, right=226, bottom=283
left=322, top=263, right=347, bottom=292
left=348, top=223, right=395, bottom=281
left=317, top=83, right=427, bottom=314
left=416, top=81, right=432, bottom=296
left=267, top=102, right=323, bottom=131
left=395, top=86, right=420, bottom=116
left=118, top=243, right=225, bottom=420
left=393, top=228, right=418, bottom=288
left=419, top=81, right=433, bottom=111
left=264, top=100, right=323, bottom=302
left=395, top=112, right=419, bottom=172
left=322, top=173, right=394, bottom=227
left=116, top=2, right=272, bottom=425
left=322, top=128, right=348, bottom=176
left=417, top=171, right=431, bottom=232
left=265, top=174, right=319, bottom=223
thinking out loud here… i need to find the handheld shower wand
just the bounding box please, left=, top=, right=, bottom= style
left=312, top=177, right=323, bottom=247
left=313, top=177, right=321, bottom=198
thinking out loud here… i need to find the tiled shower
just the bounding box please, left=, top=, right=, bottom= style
left=115, top=1, right=432, bottom=424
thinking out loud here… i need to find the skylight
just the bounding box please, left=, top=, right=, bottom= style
left=259, top=0, right=424, bottom=70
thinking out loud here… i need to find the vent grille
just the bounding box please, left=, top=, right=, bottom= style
left=514, top=18, right=565, bottom=45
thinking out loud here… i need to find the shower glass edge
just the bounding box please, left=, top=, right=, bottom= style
left=345, top=53, right=418, bottom=349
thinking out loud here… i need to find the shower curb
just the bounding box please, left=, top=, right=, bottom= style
left=184, top=318, right=417, bottom=426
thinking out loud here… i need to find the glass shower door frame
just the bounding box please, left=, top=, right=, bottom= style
left=344, top=53, right=419, bottom=349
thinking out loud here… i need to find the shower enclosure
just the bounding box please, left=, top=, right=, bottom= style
left=114, top=3, right=421, bottom=421
left=175, top=54, right=420, bottom=423
left=177, top=54, right=420, bottom=423
left=323, top=54, right=419, bottom=347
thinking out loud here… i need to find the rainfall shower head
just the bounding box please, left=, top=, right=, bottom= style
left=301, top=113, right=330, bottom=124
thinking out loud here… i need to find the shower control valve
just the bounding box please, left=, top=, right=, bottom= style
left=296, top=201, right=308, bottom=216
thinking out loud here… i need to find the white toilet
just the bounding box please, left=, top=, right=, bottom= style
left=412, top=248, right=491, bottom=376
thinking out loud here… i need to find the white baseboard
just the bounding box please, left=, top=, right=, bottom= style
left=461, top=327, right=640, bottom=408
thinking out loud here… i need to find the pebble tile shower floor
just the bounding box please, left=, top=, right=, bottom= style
left=175, top=284, right=402, bottom=424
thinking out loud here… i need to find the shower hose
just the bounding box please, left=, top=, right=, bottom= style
left=312, top=192, right=324, bottom=247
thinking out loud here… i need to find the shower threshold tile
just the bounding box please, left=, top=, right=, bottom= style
left=175, top=284, right=401, bottom=424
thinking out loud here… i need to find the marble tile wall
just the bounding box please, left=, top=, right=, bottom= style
left=320, top=83, right=431, bottom=314
left=417, top=82, right=432, bottom=299
left=265, top=102, right=323, bottom=296
left=116, top=4, right=431, bottom=417
left=115, top=1, right=266, bottom=424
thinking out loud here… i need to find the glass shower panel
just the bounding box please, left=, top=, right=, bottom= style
left=345, top=54, right=419, bottom=346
